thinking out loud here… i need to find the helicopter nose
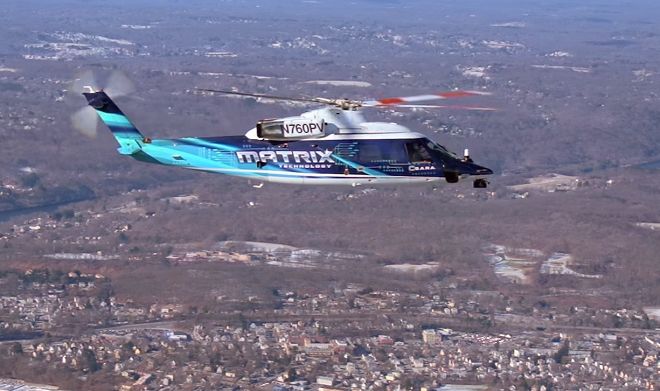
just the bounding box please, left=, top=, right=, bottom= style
left=460, top=162, right=492, bottom=176
left=474, top=166, right=493, bottom=175
left=443, top=159, right=493, bottom=176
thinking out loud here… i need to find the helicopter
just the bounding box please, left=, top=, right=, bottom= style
left=72, top=72, right=494, bottom=187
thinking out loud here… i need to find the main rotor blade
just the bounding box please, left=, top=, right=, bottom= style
left=197, top=88, right=325, bottom=104
left=362, top=90, right=492, bottom=107
left=370, top=104, right=497, bottom=111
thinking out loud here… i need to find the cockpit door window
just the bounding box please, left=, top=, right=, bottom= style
left=358, top=141, right=408, bottom=164
left=405, top=140, right=433, bottom=163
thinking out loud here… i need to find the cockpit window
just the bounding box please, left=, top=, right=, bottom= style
left=426, top=141, right=458, bottom=160
left=358, top=142, right=407, bottom=163
left=359, top=143, right=384, bottom=162
left=405, top=140, right=433, bottom=163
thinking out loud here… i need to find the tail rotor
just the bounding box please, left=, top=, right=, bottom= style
left=70, top=70, right=136, bottom=138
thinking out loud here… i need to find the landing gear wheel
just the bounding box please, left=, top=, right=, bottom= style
left=445, top=172, right=459, bottom=183
left=473, top=178, right=489, bottom=188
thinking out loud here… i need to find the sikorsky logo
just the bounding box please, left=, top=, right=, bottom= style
left=237, top=150, right=335, bottom=164
left=409, top=164, right=437, bottom=172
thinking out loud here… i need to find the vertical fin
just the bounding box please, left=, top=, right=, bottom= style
left=82, top=90, right=145, bottom=149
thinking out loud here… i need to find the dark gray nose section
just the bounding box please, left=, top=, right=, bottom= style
left=445, top=160, right=493, bottom=176
left=471, top=164, right=493, bottom=175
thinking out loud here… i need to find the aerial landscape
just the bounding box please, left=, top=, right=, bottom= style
left=0, top=0, right=659, bottom=390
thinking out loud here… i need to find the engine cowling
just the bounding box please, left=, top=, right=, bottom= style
left=256, top=117, right=325, bottom=140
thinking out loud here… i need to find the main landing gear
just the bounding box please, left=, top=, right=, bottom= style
left=445, top=171, right=460, bottom=183
left=473, top=178, right=489, bottom=188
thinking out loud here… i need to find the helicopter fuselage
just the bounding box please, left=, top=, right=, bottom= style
left=132, top=132, right=492, bottom=186
left=83, top=90, right=493, bottom=186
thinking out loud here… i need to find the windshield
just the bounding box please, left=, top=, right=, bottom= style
left=426, top=140, right=458, bottom=160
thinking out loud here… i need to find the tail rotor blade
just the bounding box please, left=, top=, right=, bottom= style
left=105, top=70, right=136, bottom=98
left=71, top=70, right=98, bottom=94
left=71, top=106, right=99, bottom=138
